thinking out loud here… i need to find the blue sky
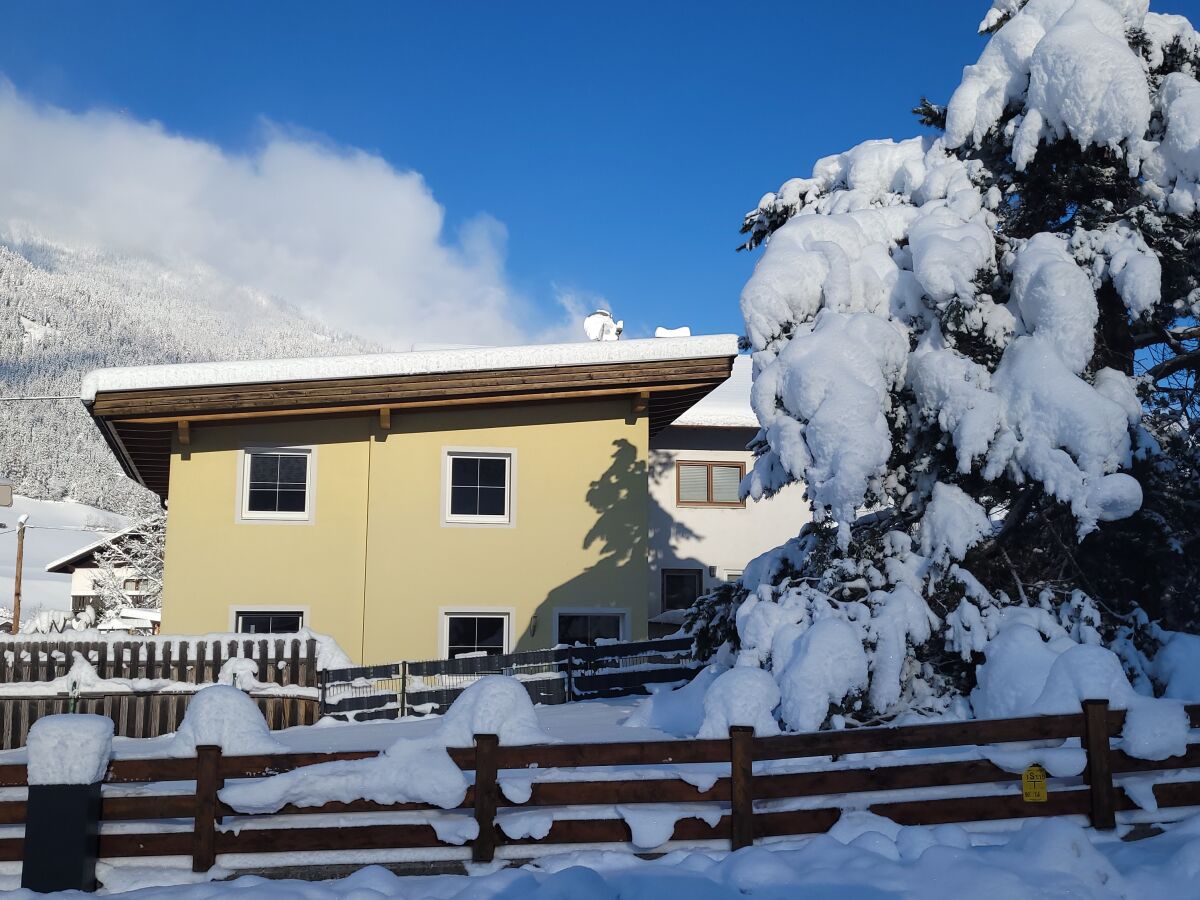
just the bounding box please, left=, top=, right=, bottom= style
left=2, top=2, right=1194, bottom=345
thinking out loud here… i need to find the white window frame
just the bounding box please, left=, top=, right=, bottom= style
left=440, top=607, right=514, bottom=658
left=553, top=607, right=629, bottom=646
left=237, top=446, right=316, bottom=523
left=441, top=447, right=516, bottom=527
left=230, top=605, right=309, bottom=633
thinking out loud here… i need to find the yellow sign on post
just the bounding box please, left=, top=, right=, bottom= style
left=1022, top=764, right=1048, bottom=802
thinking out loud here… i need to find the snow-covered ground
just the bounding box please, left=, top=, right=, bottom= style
left=12, top=810, right=1200, bottom=897
left=1, top=692, right=1199, bottom=896
left=0, top=495, right=129, bottom=614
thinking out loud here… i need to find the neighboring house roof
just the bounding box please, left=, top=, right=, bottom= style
left=44, top=522, right=142, bottom=575
left=672, top=356, right=758, bottom=429
left=96, top=607, right=161, bottom=631
left=83, top=335, right=740, bottom=499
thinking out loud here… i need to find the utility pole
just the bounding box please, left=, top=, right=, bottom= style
left=11, top=515, right=27, bottom=635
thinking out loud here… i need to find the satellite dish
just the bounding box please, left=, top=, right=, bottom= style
left=583, top=310, right=623, bottom=342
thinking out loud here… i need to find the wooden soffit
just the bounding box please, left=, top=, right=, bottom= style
left=90, top=355, right=735, bottom=499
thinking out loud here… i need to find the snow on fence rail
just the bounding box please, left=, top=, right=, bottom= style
left=319, top=637, right=697, bottom=720
left=2, top=698, right=1197, bottom=880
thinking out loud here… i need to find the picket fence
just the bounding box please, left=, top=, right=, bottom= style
left=3, top=698, right=1197, bottom=883
left=0, top=638, right=319, bottom=686
left=0, top=638, right=320, bottom=749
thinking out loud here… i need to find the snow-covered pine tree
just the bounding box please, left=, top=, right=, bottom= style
left=689, top=0, right=1200, bottom=731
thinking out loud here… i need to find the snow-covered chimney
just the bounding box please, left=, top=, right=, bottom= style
left=583, top=310, right=623, bottom=342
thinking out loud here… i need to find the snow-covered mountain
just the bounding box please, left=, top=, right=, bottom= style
left=0, top=231, right=376, bottom=515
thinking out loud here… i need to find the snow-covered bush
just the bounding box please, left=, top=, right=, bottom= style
left=168, top=684, right=284, bottom=757
left=436, top=675, right=553, bottom=747
left=697, top=666, right=781, bottom=738
left=690, top=0, right=1200, bottom=730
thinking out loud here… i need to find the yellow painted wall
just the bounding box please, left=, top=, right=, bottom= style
left=161, top=399, right=649, bottom=663
left=161, top=417, right=372, bottom=661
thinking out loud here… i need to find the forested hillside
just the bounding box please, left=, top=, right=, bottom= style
left=0, top=232, right=374, bottom=516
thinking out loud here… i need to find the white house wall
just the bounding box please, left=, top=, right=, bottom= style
left=648, top=425, right=810, bottom=615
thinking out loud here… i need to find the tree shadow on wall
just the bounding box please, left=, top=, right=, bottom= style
left=523, top=438, right=704, bottom=650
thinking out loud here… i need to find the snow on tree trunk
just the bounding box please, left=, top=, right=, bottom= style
left=690, top=0, right=1200, bottom=729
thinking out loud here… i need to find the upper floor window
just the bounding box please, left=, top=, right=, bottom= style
left=242, top=448, right=312, bottom=521
left=445, top=451, right=512, bottom=524
left=675, top=461, right=745, bottom=508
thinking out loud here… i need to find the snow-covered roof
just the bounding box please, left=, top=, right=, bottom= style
left=672, top=356, right=758, bottom=429
left=81, top=335, right=740, bottom=400
left=44, top=522, right=140, bottom=574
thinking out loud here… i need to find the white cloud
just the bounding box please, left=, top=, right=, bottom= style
left=0, top=81, right=585, bottom=348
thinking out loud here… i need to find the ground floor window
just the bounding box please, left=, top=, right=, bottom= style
left=557, top=611, right=625, bottom=646
left=235, top=611, right=304, bottom=633
left=662, top=568, right=704, bottom=611
left=445, top=613, right=509, bottom=658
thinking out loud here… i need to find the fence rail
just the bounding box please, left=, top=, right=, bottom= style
left=0, top=637, right=319, bottom=687
left=319, top=637, right=698, bottom=719
left=4, top=698, right=1197, bottom=880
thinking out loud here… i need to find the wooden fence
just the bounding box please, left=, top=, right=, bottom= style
left=0, top=637, right=319, bottom=687
left=321, top=637, right=698, bottom=720
left=2, top=698, right=1197, bottom=878
left=0, top=691, right=318, bottom=751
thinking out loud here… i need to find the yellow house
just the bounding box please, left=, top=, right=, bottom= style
left=82, top=337, right=738, bottom=664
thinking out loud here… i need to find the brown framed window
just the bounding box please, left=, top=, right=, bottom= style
left=675, top=461, right=745, bottom=507
left=662, top=568, right=704, bottom=611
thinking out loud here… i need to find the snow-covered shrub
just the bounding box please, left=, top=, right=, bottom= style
left=168, top=685, right=284, bottom=757
left=690, top=0, right=1200, bottom=730
left=436, top=675, right=553, bottom=747
left=697, top=666, right=781, bottom=738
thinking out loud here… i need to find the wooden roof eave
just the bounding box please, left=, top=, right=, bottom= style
left=91, top=355, right=736, bottom=500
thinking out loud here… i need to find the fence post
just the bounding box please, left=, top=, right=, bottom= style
left=1082, top=699, right=1116, bottom=830
left=21, top=715, right=110, bottom=893
left=565, top=652, right=575, bottom=701
left=305, top=639, right=318, bottom=687
left=318, top=670, right=328, bottom=717
left=729, top=726, right=755, bottom=850
left=193, top=744, right=223, bottom=872
left=400, top=661, right=408, bottom=718
left=472, top=733, right=499, bottom=863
